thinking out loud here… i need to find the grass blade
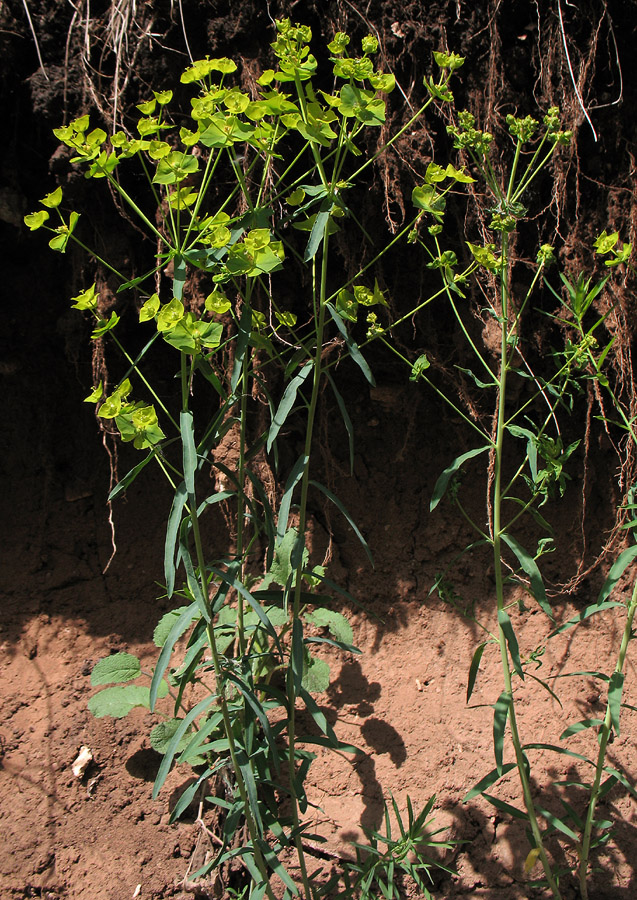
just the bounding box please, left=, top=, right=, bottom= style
left=277, top=454, right=309, bottom=543
left=608, top=671, right=625, bottom=736
left=498, top=609, right=524, bottom=679
left=467, top=641, right=488, bottom=702
left=482, top=793, right=527, bottom=820
left=598, top=545, right=637, bottom=602
left=267, top=361, right=312, bottom=453
left=560, top=718, right=603, bottom=739
left=430, top=446, right=490, bottom=512
left=309, top=479, right=373, bottom=565
left=109, top=446, right=162, bottom=500
left=304, top=203, right=330, bottom=262
left=181, top=410, right=197, bottom=495
left=535, top=806, right=579, bottom=841
left=327, top=372, right=355, bottom=474
left=150, top=600, right=199, bottom=711
left=501, top=533, right=552, bottom=618
left=463, top=762, right=517, bottom=802
left=231, top=302, right=252, bottom=393
left=326, top=302, right=375, bottom=385
left=494, top=690, right=512, bottom=775
left=165, top=481, right=188, bottom=598
left=548, top=601, right=623, bottom=637
left=153, top=692, right=220, bottom=798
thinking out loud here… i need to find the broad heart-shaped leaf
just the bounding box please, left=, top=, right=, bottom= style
left=305, top=608, right=353, bottom=645
left=88, top=682, right=168, bottom=718
left=265, top=527, right=308, bottom=587
left=91, top=652, right=141, bottom=686
left=150, top=719, right=192, bottom=754
left=302, top=655, right=331, bottom=693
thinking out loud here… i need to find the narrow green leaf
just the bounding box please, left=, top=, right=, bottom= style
left=608, top=671, right=625, bottom=736
left=169, top=765, right=216, bottom=823
left=463, top=762, right=517, bottom=802
left=467, top=642, right=487, bottom=702
left=309, top=479, right=373, bottom=565
left=208, top=565, right=282, bottom=654
left=559, top=797, right=584, bottom=830
left=482, top=792, right=527, bottom=820
left=598, top=545, right=637, bottom=603
left=165, top=482, right=188, bottom=598
left=535, top=806, right=579, bottom=841
left=277, top=454, right=309, bottom=543
left=108, top=447, right=161, bottom=500
left=523, top=742, right=595, bottom=767
left=494, top=691, right=512, bottom=774
left=602, top=765, right=637, bottom=800
left=231, top=302, right=252, bottom=393
left=153, top=692, right=220, bottom=798
left=177, top=711, right=224, bottom=764
left=299, top=686, right=338, bottom=745
left=560, top=718, right=603, bottom=739
left=304, top=204, right=330, bottom=262
left=291, top=618, right=305, bottom=694
left=181, top=410, right=197, bottom=496
left=548, top=602, right=623, bottom=637
left=150, top=601, right=199, bottom=710
left=256, top=838, right=299, bottom=895
left=526, top=672, right=563, bottom=708
left=327, top=373, right=354, bottom=474
left=430, top=446, right=490, bottom=512
left=153, top=604, right=198, bottom=648
left=325, top=303, right=375, bottom=386
left=498, top=609, right=524, bottom=679
left=296, top=734, right=360, bottom=755
left=267, top=361, right=312, bottom=453
left=501, top=533, right=552, bottom=618
left=173, top=254, right=186, bottom=300
left=178, top=530, right=210, bottom=622
left=225, top=673, right=279, bottom=772
left=236, top=748, right=263, bottom=836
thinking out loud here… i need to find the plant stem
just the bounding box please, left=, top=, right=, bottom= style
left=492, top=234, right=563, bottom=899
left=578, top=580, right=637, bottom=898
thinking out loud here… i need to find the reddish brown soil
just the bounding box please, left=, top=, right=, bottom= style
left=2, top=3, right=637, bottom=898
left=1, top=385, right=636, bottom=900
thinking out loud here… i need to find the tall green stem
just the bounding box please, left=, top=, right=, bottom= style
left=578, top=581, right=637, bottom=898
left=492, top=236, right=563, bottom=899
left=178, top=353, right=275, bottom=900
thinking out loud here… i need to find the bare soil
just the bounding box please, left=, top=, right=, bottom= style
left=1, top=381, right=636, bottom=900
left=2, top=2, right=637, bottom=898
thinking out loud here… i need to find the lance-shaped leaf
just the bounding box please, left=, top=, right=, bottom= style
left=430, top=446, right=490, bottom=512
left=502, top=533, right=552, bottom=618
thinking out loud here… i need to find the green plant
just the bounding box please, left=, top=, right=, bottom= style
left=537, top=239, right=637, bottom=899
left=343, top=795, right=457, bottom=900
left=25, top=19, right=464, bottom=899
left=375, top=92, right=635, bottom=895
